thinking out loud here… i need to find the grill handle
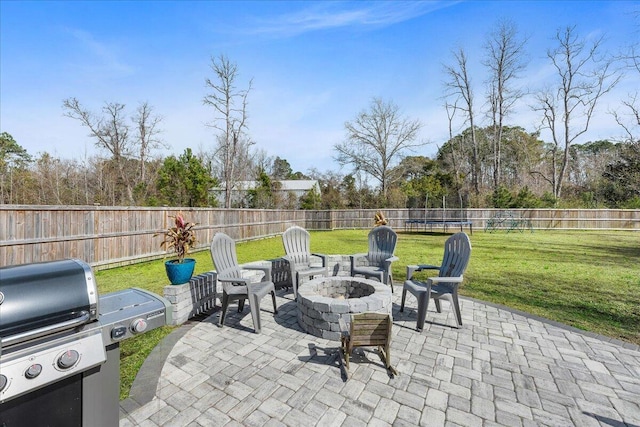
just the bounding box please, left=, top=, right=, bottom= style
left=1, top=311, right=91, bottom=347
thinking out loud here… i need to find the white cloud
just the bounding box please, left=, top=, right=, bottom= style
left=244, top=1, right=459, bottom=37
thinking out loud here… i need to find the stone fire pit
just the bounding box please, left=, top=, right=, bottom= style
left=297, top=276, right=393, bottom=341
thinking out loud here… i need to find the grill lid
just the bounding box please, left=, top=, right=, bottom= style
left=0, top=259, right=98, bottom=343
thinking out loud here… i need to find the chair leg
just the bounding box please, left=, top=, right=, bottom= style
left=238, top=298, right=245, bottom=313
left=293, top=274, right=299, bottom=300
left=341, top=337, right=350, bottom=370
left=400, top=288, right=407, bottom=312
left=383, top=343, right=397, bottom=375
left=438, top=294, right=463, bottom=327
left=377, top=345, right=385, bottom=365
left=249, top=293, right=262, bottom=334
left=219, top=292, right=229, bottom=327
left=433, top=298, right=442, bottom=313
left=346, top=344, right=351, bottom=371
left=451, top=292, right=463, bottom=327
left=416, top=292, right=430, bottom=331
left=271, top=290, right=278, bottom=314
left=381, top=344, right=390, bottom=369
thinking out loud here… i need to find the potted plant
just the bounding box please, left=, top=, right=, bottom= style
left=158, top=212, right=197, bottom=285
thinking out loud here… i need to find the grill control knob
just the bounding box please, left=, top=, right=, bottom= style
left=130, top=318, right=148, bottom=334
left=0, top=374, right=7, bottom=392
left=111, top=325, right=127, bottom=340
left=57, top=350, right=80, bottom=370
left=25, top=364, right=42, bottom=379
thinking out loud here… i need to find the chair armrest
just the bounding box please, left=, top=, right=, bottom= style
left=383, top=256, right=399, bottom=274
left=427, top=276, right=463, bottom=284
left=243, top=264, right=272, bottom=281
left=416, top=264, right=441, bottom=270
left=311, top=253, right=328, bottom=266
left=406, top=264, right=441, bottom=280
left=217, top=275, right=250, bottom=285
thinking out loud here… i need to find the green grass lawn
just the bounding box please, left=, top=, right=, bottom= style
left=96, top=229, right=640, bottom=400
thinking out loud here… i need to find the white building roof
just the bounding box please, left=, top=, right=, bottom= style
left=216, top=180, right=320, bottom=193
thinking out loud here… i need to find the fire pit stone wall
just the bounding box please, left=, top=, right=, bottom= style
left=297, top=276, right=393, bottom=341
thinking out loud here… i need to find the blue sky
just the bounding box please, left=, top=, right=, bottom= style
left=1, top=1, right=639, bottom=175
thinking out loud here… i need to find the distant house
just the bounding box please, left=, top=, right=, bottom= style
left=211, top=180, right=321, bottom=208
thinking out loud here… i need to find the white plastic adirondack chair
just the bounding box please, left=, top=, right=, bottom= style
left=210, top=233, right=277, bottom=334
left=400, top=232, right=471, bottom=329
left=350, top=226, right=399, bottom=291
left=282, top=226, right=328, bottom=299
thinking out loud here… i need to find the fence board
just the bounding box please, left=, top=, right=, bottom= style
left=0, top=206, right=637, bottom=269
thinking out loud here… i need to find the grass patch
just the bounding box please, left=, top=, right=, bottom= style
left=96, top=229, right=640, bottom=400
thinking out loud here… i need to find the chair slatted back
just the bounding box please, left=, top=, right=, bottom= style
left=210, top=233, right=243, bottom=280
left=349, top=312, right=392, bottom=347
left=282, top=226, right=311, bottom=265
left=367, top=226, right=398, bottom=265
left=439, top=232, right=472, bottom=278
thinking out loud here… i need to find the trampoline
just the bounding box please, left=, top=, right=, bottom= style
left=404, top=194, right=473, bottom=234
left=404, top=219, right=473, bottom=234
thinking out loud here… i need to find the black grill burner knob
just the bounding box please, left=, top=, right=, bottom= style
left=130, top=318, right=148, bottom=334
left=25, top=364, right=42, bottom=379
left=57, top=350, right=80, bottom=369
left=0, top=374, right=7, bottom=391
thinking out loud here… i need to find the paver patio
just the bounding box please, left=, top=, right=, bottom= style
left=120, top=286, right=640, bottom=427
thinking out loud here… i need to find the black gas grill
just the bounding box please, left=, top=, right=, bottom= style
left=0, top=259, right=171, bottom=427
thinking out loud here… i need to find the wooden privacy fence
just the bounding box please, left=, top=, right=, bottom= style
left=0, top=206, right=638, bottom=269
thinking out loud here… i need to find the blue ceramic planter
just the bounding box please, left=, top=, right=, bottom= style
left=165, top=258, right=196, bottom=285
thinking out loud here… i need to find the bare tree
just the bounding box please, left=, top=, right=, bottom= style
left=334, top=97, right=423, bottom=201
left=444, top=101, right=465, bottom=199
left=612, top=10, right=640, bottom=144
left=443, top=47, right=481, bottom=195
left=533, top=26, right=620, bottom=200
left=483, top=19, right=527, bottom=190
left=63, top=98, right=163, bottom=205
left=622, top=9, right=640, bottom=75
left=203, top=54, right=253, bottom=208
left=63, top=98, right=131, bottom=160
left=132, top=102, right=164, bottom=183
left=63, top=98, right=134, bottom=203
left=612, top=94, right=640, bottom=143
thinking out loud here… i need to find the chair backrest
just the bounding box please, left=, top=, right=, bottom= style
left=210, top=232, right=243, bottom=279
left=367, top=226, right=398, bottom=265
left=439, top=232, right=472, bottom=278
left=282, top=226, right=312, bottom=265
left=349, top=312, right=392, bottom=347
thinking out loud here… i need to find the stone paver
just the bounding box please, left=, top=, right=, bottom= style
left=120, top=286, right=640, bottom=426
